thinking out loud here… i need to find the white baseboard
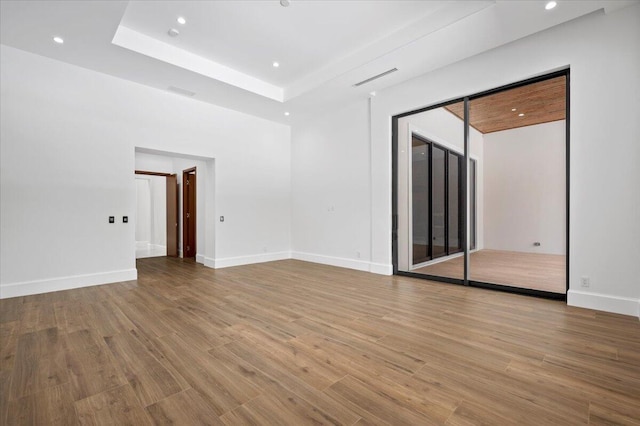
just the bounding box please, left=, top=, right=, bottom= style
left=370, top=262, right=393, bottom=275
left=292, top=252, right=369, bottom=272
left=0, top=268, right=138, bottom=299
left=567, top=289, right=640, bottom=318
left=291, top=252, right=392, bottom=275
left=213, top=251, right=291, bottom=269
left=195, top=254, right=205, bottom=264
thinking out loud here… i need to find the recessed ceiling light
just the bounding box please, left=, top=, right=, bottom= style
left=284, top=112, right=290, bottom=116
left=545, top=1, right=557, bottom=10
left=168, top=28, right=180, bottom=37
left=273, top=62, right=280, bottom=68
left=518, top=113, right=525, bottom=117
left=511, top=108, right=517, bottom=112
left=177, top=16, right=186, bottom=25
left=53, top=36, right=64, bottom=44
left=280, top=0, right=290, bottom=7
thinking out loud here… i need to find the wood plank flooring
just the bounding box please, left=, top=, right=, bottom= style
left=413, top=249, right=566, bottom=293
left=1, top=257, right=638, bottom=425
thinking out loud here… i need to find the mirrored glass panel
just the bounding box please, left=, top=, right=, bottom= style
left=396, top=102, right=465, bottom=280
left=412, top=138, right=430, bottom=265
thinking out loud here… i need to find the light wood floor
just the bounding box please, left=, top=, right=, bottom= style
left=1, top=258, right=639, bottom=425
left=413, top=249, right=566, bottom=293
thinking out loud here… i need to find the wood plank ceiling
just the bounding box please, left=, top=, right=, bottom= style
left=444, top=76, right=566, bottom=134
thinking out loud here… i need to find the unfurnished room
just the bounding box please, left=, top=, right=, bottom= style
left=1, top=1, right=639, bottom=425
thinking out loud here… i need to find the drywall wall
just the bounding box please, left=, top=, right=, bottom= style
left=396, top=107, right=484, bottom=271
left=134, top=174, right=166, bottom=253
left=368, top=5, right=639, bottom=315
left=291, top=100, right=374, bottom=271
left=135, top=178, right=152, bottom=245
left=0, top=44, right=291, bottom=297
left=483, top=121, right=565, bottom=255
left=149, top=175, right=167, bottom=248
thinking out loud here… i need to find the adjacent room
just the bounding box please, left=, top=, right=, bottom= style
left=1, top=1, right=638, bottom=425
left=397, top=75, right=567, bottom=295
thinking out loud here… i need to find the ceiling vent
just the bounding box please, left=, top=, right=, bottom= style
left=167, top=86, right=196, bottom=97
left=353, top=68, right=398, bottom=87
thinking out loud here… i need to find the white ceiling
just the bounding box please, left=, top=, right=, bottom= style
left=1, top=0, right=638, bottom=124
left=120, top=1, right=447, bottom=88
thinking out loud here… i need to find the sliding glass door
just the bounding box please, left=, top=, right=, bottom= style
left=393, top=70, right=568, bottom=298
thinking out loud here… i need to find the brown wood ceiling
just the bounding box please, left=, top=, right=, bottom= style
left=444, top=76, right=566, bottom=134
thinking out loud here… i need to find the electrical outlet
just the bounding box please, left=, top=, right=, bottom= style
left=580, top=276, right=590, bottom=288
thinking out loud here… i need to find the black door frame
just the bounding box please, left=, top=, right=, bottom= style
left=391, top=69, right=570, bottom=301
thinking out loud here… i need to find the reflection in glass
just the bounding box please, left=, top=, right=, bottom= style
left=470, top=158, right=477, bottom=250
left=412, top=138, right=429, bottom=265
left=396, top=104, right=465, bottom=280
left=448, top=153, right=461, bottom=254
left=431, top=146, right=446, bottom=259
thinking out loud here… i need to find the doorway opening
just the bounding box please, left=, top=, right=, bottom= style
left=393, top=70, right=569, bottom=299
left=182, top=167, right=197, bottom=259
left=134, top=170, right=179, bottom=258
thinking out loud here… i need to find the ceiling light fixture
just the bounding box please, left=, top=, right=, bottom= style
left=511, top=108, right=517, bottom=112
left=272, top=62, right=280, bottom=68
left=168, top=28, right=180, bottom=37
left=545, top=1, right=557, bottom=10
left=177, top=16, right=186, bottom=25
left=284, top=112, right=290, bottom=116
left=519, top=113, right=525, bottom=117
left=53, top=36, right=64, bottom=44
left=280, top=0, right=290, bottom=7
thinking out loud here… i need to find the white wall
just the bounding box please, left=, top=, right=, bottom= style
left=483, top=121, right=565, bottom=255
left=134, top=174, right=166, bottom=250
left=0, top=44, right=291, bottom=298
left=149, top=175, right=166, bottom=247
left=291, top=100, right=374, bottom=271
left=396, top=107, right=484, bottom=271
left=293, top=5, right=640, bottom=316
left=135, top=178, right=152, bottom=244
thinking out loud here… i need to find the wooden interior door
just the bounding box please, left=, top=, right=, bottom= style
left=166, top=174, right=179, bottom=257
left=182, top=168, right=196, bottom=258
